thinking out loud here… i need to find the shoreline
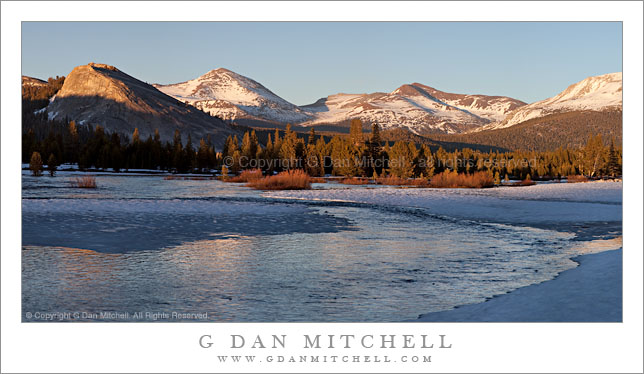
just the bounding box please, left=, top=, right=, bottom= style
left=415, top=244, right=622, bottom=322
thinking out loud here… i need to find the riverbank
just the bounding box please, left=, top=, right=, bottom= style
left=416, top=244, right=622, bottom=322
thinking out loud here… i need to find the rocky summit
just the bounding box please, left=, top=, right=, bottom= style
left=46, top=63, right=238, bottom=146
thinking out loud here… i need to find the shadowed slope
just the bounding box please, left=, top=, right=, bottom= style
left=46, top=63, right=239, bottom=147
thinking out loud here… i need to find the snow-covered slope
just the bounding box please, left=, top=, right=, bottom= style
left=157, top=69, right=525, bottom=134
left=22, top=75, right=48, bottom=87
left=301, top=84, right=525, bottom=134
left=154, top=68, right=312, bottom=124
left=480, top=73, right=622, bottom=131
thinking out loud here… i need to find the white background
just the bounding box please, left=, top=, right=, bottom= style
left=2, top=1, right=642, bottom=373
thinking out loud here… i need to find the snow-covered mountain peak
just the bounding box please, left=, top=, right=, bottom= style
left=157, top=69, right=526, bottom=134
left=548, top=72, right=622, bottom=105
left=155, top=68, right=312, bottom=124
left=479, top=72, right=622, bottom=131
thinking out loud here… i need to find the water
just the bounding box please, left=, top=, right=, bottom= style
left=22, top=173, right=592, bottom=322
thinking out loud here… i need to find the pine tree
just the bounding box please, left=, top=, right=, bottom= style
left=369, top=123, right=382, bottom=154
left=172, top=130, right=183, bottom=172
left=184, top=134, right=195, bottom=172
left=273, top=128, right=282, bottom=158
left=30, top=151, right=43, bottom=176
left=66, top=120, right=79, bottom=164
left=152, top=129, right=163, bottom=170
left=349, top=119, right=364, bottom=147
left=110, top=133, right=123, bottom=172
left=415, top=144, right=434, bottom=178
left=305, top=130, right=322, bottom=177
left=223, top=135, right=234, bottom=160
left=232, top=135, right=239, bottom=153
left=388, top=141, right=416, bottom=178
left=132, top=128, right=140, bottom=144
left=231, top=149, right=242, bottom=174
left=47, top=153, right=57, bottom=176
left=241, top=131, right=252, bottom=161
left=581, top=134, right=606, bottom=177
left=197, top=138, right=209, bottom=172
left=365, top=123, right=383, bottom=175
left=308, top=128, right=316, bottom=146
left=331, top=138, right=361, bottom=176
left=280, top=124, right=297, bottom=169
left=241, top=131, right=259, bottom=168
left=250, top=130, right=259, bottom=163
left=606, top=138, right=620, bottom=177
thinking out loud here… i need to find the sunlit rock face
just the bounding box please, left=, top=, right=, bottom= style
left=46, top=63, right=238, bottom=147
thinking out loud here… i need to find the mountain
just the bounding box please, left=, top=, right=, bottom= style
left=157, top=69, right=526, bottom=134
left=154, top=68, right=312, bottom=126
left=427, top=109, right=622, bottom=152
left=22, top=76, right=47, bottom=87
left=479, top=72, right=622, bottom=131
left=300, top=83, right=526, bottom=134
left=46, top=63, right=238, bottom=146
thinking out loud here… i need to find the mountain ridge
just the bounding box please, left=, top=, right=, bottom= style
left=154, top=68, right=312, bottom=125
left=156, top=68, right=526, bottom=135
left=26, top=64, right=622, bottom=147
left=45, top=63, right=239, bottom=147
left=476, top=72, right=622, bottom=132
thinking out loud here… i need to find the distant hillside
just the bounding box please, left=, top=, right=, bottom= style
left=22, top=75, right=65, bottom=104
left=428, top=110, right=622, bottom=151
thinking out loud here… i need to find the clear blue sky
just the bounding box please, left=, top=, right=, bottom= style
left=22, top=22, right=621, bottom=105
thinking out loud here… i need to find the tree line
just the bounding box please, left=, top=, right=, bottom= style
left=22, top=75, right=621, bottom=179
left=25, top=116, right=621, bottom=179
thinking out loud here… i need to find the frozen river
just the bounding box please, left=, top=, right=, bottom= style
left=21, top=173, right=622, bottom=322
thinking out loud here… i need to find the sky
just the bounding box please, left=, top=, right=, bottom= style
left=22, top=22, right=622, bottom=105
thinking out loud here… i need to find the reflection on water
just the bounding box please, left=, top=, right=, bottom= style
left=23, top=199, right=583, bottom=322
left=23, top=174, right=613, bottom=322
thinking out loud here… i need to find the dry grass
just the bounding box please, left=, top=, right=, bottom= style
left=512, top=179, right=537, bottom=186
left=226, top=169, right=264, bottom=183
left=429, top=171, right=494, bottom=188
left=339, top=177, right=370, bottom=185
left=70, top=175, right=97, bottom=188
left=310, top=177, right=327, bottom=183
left=566, top=175, right=589, bottom=183
left=247, top=169, right=311, bottom=190
left=376, top=175, right=430, bottom=187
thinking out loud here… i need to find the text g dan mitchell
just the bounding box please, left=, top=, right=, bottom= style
left=199, top=334, right=452, bottom=349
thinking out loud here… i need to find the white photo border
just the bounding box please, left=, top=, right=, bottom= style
left=2, top=1, right=642, bottom=373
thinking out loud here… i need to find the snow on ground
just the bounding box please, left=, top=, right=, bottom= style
left=266, top=181, right=622, bottom=226
left=417, top=246, right=622, bottom=322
